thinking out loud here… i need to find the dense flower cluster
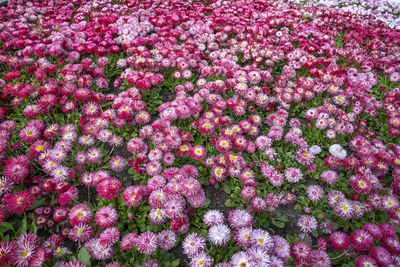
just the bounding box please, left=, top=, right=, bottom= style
left=0, top=0, right=399, bottom=266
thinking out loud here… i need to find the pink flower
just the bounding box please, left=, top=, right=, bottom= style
left=328, top=231, right=349, bottom=251
left=3, top=190, right=35, bottom=214
left=122, top=186, right=148, bottom=207
left=96, top=178, right=122, bottom=200
left=351, top=230, right=373, bottom=251
left=68, top=204, right=92, bottom=226
left=136, top=231, right=158, bottom=255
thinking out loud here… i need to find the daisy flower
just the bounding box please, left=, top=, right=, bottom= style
left=328, top=231, right=350, bottom=251
left=198, top=120, right=214, bottom=135
left=370, top=246, right=394, bottom=266
left=78, top=135, right=95, bottom=147
left=98, top=227, right=120, bottom=246
left=250, top=228, right=273, bottom=251
left=69, top=224, right=93, bottom=243
left=164, top=197, right=185, bottom=219
left=268, top=173, right=284, bottom=187
left=297, top=215, right=318, bottom=233
left=122, top=186, right=147, bottom=207
left=355, top=255, right=378, bottom=267
left=136, top=231, right=158, bottom=255
left=216, top=137, right=232, bottom=152
left=308, top=250, right=331, bottom=267
left=96, top=178, right=122, bottom=200
left=251, top=197, right=267, bottom=212
left=13, top=234, right=38, bottom=267
left=3, top=162, right=29, bottom=182
left=182, top=233, right=206, bottom=257
left=120, top=233, right=137, bottom=251
left=307, top=185, right=324, bottom=202
left=329, top=144, right=347, bottom=160
left=103, top=131, right=120, bottom=146
left=333, top=199, right=354, bottom=220
left=351, top=230, right=373, bottom=251
left=52, top=165, right=70, bottom=182
left=96, top=129, right=112, bottom=143
left=148, top=149, right=162, bottom=162
left=326, top=129, right=336, bottom=139
left=19, top=126, right=41, bottom=143
left=84, top=239, right=112, bottom=260
left=162, top=152, right=175, bottom=166
left=228, top=209, right=253, bottom=229
left=230, top=251, right=251, bottom=267
left=146, top=176, right=166, bottom=192
left=190, top=252, right=213, bottom=267
left=308, top=145, right=322, bottom=155
left=233, top=227, right=252, bottom=249
left=203, top=210, right=225, bottom=227
left=190, top=145, right=206, bottom=160
left=295, top=149, right=315, bottom=166
left=146, top=161, right=162, bottom=176
left=53, top=206, right=68, bottom=223
left=109, top=156, right=126, bottom=172
left=157, top=230, right=176, bottom=250
left=68, top=204, right=92, bottom=226
left=187, top=191, right=206, bottom=208
left=3, top=191, right=35, bottom=214
left=86, top=148, right=102, bottom=163
left=248, top=247, right=271, bottom=266
left=75, top=152, right=86, bottom=165
left=381, top=195, right=400, bottom=213
left=136, top=111, right=151, bottom=125
left=148, top=208, right=167, bottom=225
left=284, top=167, right=303, bottom=183
left=208, top=224, right=231, bottom=246
left=273, top=235, right=291, bottom=260
left=320, top=170, right=338, bottom=184
left=291, top=241, right=311, bottom=261
left=141, top=259, right=160, bottom=267
left=211, top=166, right=227, bottom=182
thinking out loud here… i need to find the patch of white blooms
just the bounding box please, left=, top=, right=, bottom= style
left=114, top=15, right=154, bottom=45
left=288, top=0, right=400, bottom=29
left=309, top=145, right=322, bottom=155
left=329, top=144, right=348, bottom=160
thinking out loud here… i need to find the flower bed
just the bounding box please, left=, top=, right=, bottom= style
left=0, top=0, right=399, bottom=266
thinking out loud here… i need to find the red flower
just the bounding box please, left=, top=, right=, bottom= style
left=3, top=191, right=35, bottom=214
left=96, top=178, right=122, bottom=200
left=34, top=68, right=46, bottom=82
left=4, top=71, right=21, bottom=81
left=133, top=157, right=148, bottom=174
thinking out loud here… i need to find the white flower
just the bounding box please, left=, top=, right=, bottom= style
left=329, top=144, right=347, bottom=160
left=309, top=145, right=322, bottom=155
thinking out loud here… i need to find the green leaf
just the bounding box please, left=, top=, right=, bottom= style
left=128, top=167, right=136, bottom=175
left=222, top=183, right=231, bottom=194
left=133, top=173, right=143, bottom=181
left=311, top=230, right=319, bottom=238
left=279, top=215, right=289, bottom=222
left=272, top=220, right=285, bottom=228
left=225, top=199, right=235, bottom=208
left=199, top=176, right=208, bottom=185
left=171, top=259, right=180, bottom=267
left=78, top=247, right=91, bottom=266
left=0, top=222, right=14, bottom=233
left=203, top=199, right=211, bottom=208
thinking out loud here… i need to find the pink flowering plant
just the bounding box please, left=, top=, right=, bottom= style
left=0, top=0, right=400, bottom=266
